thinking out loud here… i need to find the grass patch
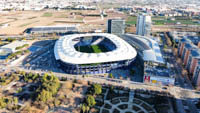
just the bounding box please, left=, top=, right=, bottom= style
left=152, top=16, right=200, bottom=25
left=76, top=16, right=84, bottom=21
left=75, top=44, right=109, bottom=66
left=55, top=14, right=67, bottom=18
left=152, top=16, right=165, bottom=20
left=92, top=45, right=103, bottom=53
left=42, top=12, right=53, bottom=17
left=126, top=16, right=137, bottom=25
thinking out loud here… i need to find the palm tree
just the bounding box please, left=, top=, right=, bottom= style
left=81, top=104, right=86, bottom=113
left=86, top=106, right=90, bottom=113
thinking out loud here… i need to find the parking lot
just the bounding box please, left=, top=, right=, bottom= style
left=22, top=40, right=63, bottom=73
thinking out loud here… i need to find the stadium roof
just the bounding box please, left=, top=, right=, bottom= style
left=54, top=33, right=137, bottom=64
left=124, top=34, right=165, bottom=64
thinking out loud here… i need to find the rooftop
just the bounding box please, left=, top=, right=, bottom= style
left=0, top=48, right=12, bottom=56
left=182, top=36, right=200, bottom=45
left=1, top=41, right=28, bottom=52
left=144, top=65, right=174, bottom=78
left=190, top=49, right=200, bottom=58
left=122, top=34, right=165, bottom=64
left=25, top=25, right=78, bottom=34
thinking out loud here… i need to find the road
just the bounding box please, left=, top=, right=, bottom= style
left=120, top=33, right=199, bottom=113
left=2, top=64, right=200, bottom=100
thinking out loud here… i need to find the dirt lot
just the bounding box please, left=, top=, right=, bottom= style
left=0, top=10, right=127, bottom=35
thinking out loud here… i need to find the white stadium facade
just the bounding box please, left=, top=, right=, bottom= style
left=54, top=33, right=137, bottom=74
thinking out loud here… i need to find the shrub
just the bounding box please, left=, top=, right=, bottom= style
left=108, top=73, right=113, bottom=78
left=54, top=99, right=61, bottom=106
left=91, top=84, right=102, bottom=95
left=0, top=97, right=13, bottom=109
left=86, top=95, right=96, bottom=107
left=37, top=89, right=53, bottom=103
left=6, top=38, right=16, bottom=42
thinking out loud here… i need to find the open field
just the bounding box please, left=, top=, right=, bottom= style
left=126, top=16, right=200, bottom=26
left=152, top=16, right=200, bottom=25
left=126, top=16, right=137, bottom=25
left=0, top=11, right=86, bottom=35
left=0, top=10, right=200, bottom=35
left=41, top=12, right=53, bottom=17
left=0, top=10, right=127, bottom=35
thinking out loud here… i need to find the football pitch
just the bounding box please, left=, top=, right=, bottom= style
left=75, top=45, right=108, bottom=53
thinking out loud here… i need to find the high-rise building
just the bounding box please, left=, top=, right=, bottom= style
left=107, top=19, right=125, bottom=35
left=136, top=15, right=152, bottom=36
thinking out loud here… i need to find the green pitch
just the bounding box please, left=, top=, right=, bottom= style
left=75, top=45, right=109, bottom=53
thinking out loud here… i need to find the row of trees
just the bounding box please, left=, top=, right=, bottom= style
left=15, top=44, right=29, bottom=50
left=6, top=49, right=30, bottom=60
left=5, top=38, right=16, bottom=42
left=164, top=32, right=172, bottom=46
left=21, top=72, right=40, bottom=83
left=81, top=84, right=102, bottom=113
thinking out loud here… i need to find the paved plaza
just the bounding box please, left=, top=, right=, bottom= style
left=95, top=89, right=157, bottom=113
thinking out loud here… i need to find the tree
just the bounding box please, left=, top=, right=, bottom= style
left=130, top=69, right=135, bottom=75
left=6, top=38, right=16, bottom=42
left=108, top=73, right=113, bottom=78
left=22, top=37, right=26, bottom=40
left=36, top=73, right=60, bottom=103
left=92, top=84, right=102, bottom=95
left=81, top=104, right=86, bottom=113
left=0, top=98, right=7, bottom=108
left=37, top=89, right=53, bottom=103
left=164, top=44, right=167, bottom=49
left=86, top=105, right=90, bottom=113
left=24, top=50, right=30, bottom=53
left=54, top=99, right=60, bottom=107
left=13, top=97, right=18, bottom=105
left=32, top=73, right=39, bottom=81
left=86, top=95, right=96, bottom=107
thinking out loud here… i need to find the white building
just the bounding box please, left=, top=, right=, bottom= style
left=1, top=41, right=28, bottom=53
left=136, top=15, right=152, bottom=36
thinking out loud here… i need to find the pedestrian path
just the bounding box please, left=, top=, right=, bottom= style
left=129, top=91, right=134, bottom=103
left=97, top=90, right=156, bottom=113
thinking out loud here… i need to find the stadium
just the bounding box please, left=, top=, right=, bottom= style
left=54, top=33, right=137, bottom=74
